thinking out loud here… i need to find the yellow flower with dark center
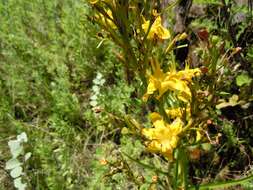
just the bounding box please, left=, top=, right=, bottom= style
left=142, top=16, right=170, bottom=40
left=142, top=114, right=183, bottom=160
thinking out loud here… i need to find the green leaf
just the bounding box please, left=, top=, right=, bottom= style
left=216, top=95, right=245, bottom=109
left=218, top=91, right=230, bottom=96
left=201, top=143, right=212, bottom=151
left=5, top=158, right=22, bottom=170
left=17, top=132, right=28, bottom=143
left=96, top=39, right=105, bottom=49
left=90, top=95, right=97, bottom=100
left=236, top=74, right=252, bottom=86
left=90, top=100, right=97, bottom=107
left=229, top=95, right=239, bottom=104
left=100, top=79, right=106, bottom=85
left=140, top=184, right=150, bottom=190
left=24, top=152, right=32, bottom=161
left=121, top=152, right=168, bottom=175
left=92, top=86, right=100, bottom=93
left=189, top=173, right=253, bottom=190
left=93, top=79, right=100, bottom=85
left=216, top=102, right=232, bottom=109
left=96, top=72, right=103, bottom=80
left=10, top=166, right=23, bottom=178
left=8, top=140, right=23, bottom=158
left=8, top=140, right=20, bottom=150
left=14, top=177, right=27, bottom=190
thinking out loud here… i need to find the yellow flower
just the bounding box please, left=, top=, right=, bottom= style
left=166, top=107, right=191, bottom=119
left=142, top=115, right=183, bottom=160
left=142, top=59, right=166, bottom=101
left=161, top=76, right=191, bottom=102
left=143, top=60, right=201, bottom=102
left=142, top=16, right=170, bottom=40
left=150, top=112, right=163, bottom=123
left=176, top=68, right=202, bottom=82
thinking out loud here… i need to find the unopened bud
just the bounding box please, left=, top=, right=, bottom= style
left=200, top=66, right=208, bottom=74
left=178, top=32, right=188, bottom=40
left=207, top=119, right=212, bottom=125
left=231, top=47, right=242, bottom=56
left=189, top=148, right=201, bottom=160
left=152, top=175, right=158, bottom=182
left=197, top=29, right=209, bottom=41
left=99, top=158, right=108, bottom=166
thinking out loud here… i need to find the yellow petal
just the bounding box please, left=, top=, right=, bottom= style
left=142, top=116, right=183, bottom=160
left=196, top=131, right=201, bottom=142
left=156, top=26, right=171, bottom=39
left=166, top=107, right=191, bottom=119
left=150, top=112, right=162, bottom=123
left=142, top=16, right=170, bottom=40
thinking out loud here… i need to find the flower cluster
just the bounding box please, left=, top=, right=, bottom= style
left=143, top=59, right=201, bottom=102
left=141, top=58, right=201, bottom=159
left=142, top=113, right=183, bottom=160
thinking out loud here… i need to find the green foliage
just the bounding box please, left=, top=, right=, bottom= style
left=0, top=0, right=118, bottom=189
left=88, top=135, right=169, bottom=190
left=222, top=120, right=238, bottom=147
left=236, top=73, right=252, bottom=87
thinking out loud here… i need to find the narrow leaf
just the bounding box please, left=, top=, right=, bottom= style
left=121, top=151, right=168, bottom=175
left=189, top=173, right=253, bottom=190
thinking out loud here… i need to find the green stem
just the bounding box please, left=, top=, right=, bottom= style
left=180, top=148, right=189, bottom=190
left=157, top=97, right=170, bottom=123
left=121, top=151, right=168, bottom=175
left=173, top=150, right=179, bottom=189
left=189, top=173, right=253, bottom=190
left=173, top=148, right=189, bottom=190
